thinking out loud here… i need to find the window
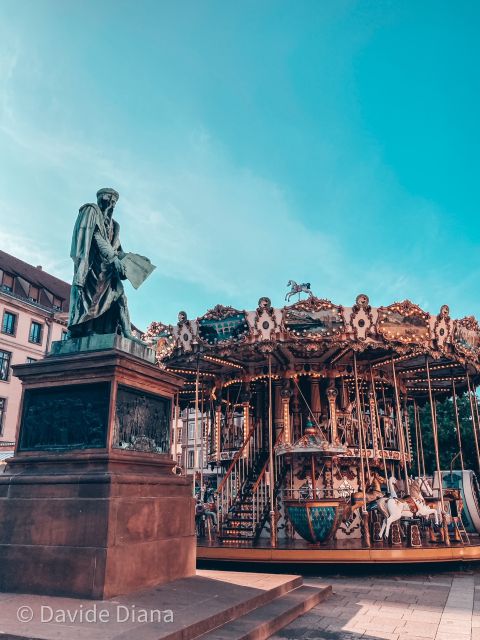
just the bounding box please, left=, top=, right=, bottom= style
left=53, top=297, right=62, bottom=310
left=1, top=311, right=17, bottom=336
left=28, top=285, right=39, bottom=302
left=29, top=321, right=43, bottom=344
left=1, top=273, right=13, bottom=293
left=187, top=450, right=195, bottom=469
left=177, top=454, right=182, bottom=466
left=0, top=351, right=11, bottom=381
left=0, top=398, right=5, bottom=435
left=177, top=427, right=183, bottom=443
left=26, top=357, right=37, bottom=364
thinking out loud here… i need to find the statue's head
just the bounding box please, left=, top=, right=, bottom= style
left=96, top=188, right=119, bottom=216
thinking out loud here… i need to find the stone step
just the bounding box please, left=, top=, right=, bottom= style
left=195, top=585, right=331, bottom=640
left=159, top=574, right=306, bottom=640
left=0, top=573, right=312, bottom=640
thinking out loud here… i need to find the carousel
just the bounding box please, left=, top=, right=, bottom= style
left=145, top=284, right=480, bottom=564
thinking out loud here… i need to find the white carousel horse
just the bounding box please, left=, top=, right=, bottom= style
left=387, top=474, right=399, bottom=498
left=285, top=280, right=313, bottom=301
left=377, top=478, right=441, bottom=539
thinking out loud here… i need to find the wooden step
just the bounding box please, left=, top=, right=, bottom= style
left=196, top=584, right=331, bottom=640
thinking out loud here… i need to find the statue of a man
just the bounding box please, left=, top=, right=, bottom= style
left=68, top=188, right=134, bottom=339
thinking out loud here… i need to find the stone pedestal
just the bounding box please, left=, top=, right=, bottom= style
left=0, top=338, right=195, bottom=599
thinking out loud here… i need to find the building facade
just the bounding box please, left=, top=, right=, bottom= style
left=0, top=251, right=70, bottom=445
left=171, top=405, right=232, bottom=492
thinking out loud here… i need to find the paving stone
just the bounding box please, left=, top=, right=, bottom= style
left=402, top=610, right=441, bottom=622
left=396, top=621, right=437, bottom=637
left=406, top=603, right=443, bottom=612
left=278, top=569, right=478, bottom=640
left=435, top=633, right=470, bottom=640
left=361, top=620, right=400, bottom=633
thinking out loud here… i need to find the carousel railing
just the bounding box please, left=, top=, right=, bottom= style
left=216, top=417, right=265, bottom=534
left=251, top=428, right=286, bottom=540
left=333, top=412, right=399, bottom=450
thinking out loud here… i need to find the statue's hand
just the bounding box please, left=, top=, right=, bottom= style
left=113, top=256, right=125, bottom=277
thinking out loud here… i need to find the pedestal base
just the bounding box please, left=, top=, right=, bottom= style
left=0, top=346, right=195, bottom=599
left=0, top=452, right=195, bottom=599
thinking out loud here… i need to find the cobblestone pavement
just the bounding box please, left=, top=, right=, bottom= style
left=270, top=567, right=480, bottom=640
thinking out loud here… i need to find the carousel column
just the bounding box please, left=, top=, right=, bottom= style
left=274, top=380, right=284, bottom=441
left=353, top=353, right=371, bottom=548
left=214, top=400, right=222, bottom=462
left=255, top=385, right=265, bottom=451
left=368, top=389, right=380, bottom=459
left=426, top=358, right=450, bottom=546
left=281, top=386, right=292, bottom=445
left=391, top=358, right=410, bottom=493
left=403, top=394, right=413, bottom=462
left=291, top=383, right=301, bottom=441
left=268, top=355, right=277, bottom=547
left=369, top=369, right=389, bottom=481
left=310, top=378, right=322, bottom=425
left=327, top=386, right=338, bottom=445
left=241, top=398, right=251, bottom=459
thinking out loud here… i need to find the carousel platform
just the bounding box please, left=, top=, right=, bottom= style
left=197, top=535, right=480, bottom=565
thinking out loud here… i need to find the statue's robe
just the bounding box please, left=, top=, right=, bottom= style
left=68, top=203, right=128, bottom=336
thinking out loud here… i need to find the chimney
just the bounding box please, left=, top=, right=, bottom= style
left=36, top=265, right=42, bottom=270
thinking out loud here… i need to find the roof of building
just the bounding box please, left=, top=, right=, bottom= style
left=0, top=250, right=70, bottom=310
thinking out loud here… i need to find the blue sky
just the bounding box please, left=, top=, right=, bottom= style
left=1, top=1, right=479, bottom=329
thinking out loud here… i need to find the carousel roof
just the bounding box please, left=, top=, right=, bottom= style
left=145, top=293, right=480, bottom=399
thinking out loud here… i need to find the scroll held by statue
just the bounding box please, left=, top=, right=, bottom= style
left=121, top=253, right=156, bottom=289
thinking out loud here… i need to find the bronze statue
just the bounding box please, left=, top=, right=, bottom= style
left=68, top=188, right=144, bottom=340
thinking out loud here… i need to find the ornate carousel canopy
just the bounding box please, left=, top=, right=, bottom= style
left=145, top=293, right=480, bottom=400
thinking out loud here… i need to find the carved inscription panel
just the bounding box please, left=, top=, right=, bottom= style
left=114, top=386, right=171, bottom=453
left=19, top=382, right=110, bottom=451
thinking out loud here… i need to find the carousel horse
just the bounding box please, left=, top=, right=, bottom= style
left=285, top=280, right=313, bottom=302
left=342, top=481, right=384, bottom=528
left=415, top=476, right=456, bottom=524
left=377, top=478, right=441, bottom=539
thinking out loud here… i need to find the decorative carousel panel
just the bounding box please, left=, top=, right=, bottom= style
left=198, top=305, right=250, bottom=345
left=174, top=312, right=198, bottom=352
left=433, top=305, right=452, bottom=351
left=143, top=321, right=175, bottom=359
left=348, top=293, right=373, bottom=341
left=250, top=297, right=280, bottom=341
left=284, top=297, right=345, bottom=339
left=453, top=316, right=480, bottom=358
left=376, top=300, right=430, bottom=345
left=285, top=500, right=345, bottom=543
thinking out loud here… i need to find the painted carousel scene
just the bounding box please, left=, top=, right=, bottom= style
left=146, top=285, right=480, bottom=564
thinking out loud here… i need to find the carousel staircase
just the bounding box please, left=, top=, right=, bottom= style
left=218, top=428, right=287, bottom=545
